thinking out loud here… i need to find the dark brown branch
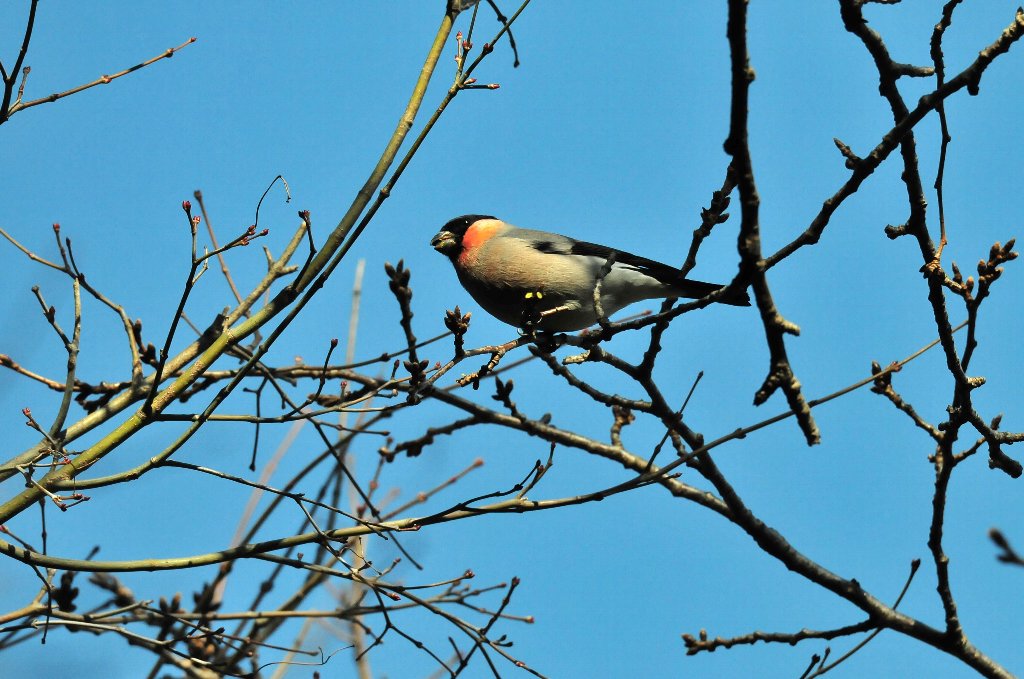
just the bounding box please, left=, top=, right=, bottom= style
left=683, top=620, right=875, bottom=656
left=726, top=0, right=819, bottom=445
left=0, top=0, right=39, bottom=122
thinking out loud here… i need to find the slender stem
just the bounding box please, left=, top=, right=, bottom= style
left=0, top=8, right=459, bottom=524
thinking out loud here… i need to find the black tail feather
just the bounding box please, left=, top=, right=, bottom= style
left=671, top=278, right=750, bottom=306
left=569, top=239, right=750, bottom=306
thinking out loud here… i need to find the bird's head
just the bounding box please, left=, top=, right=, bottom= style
left=431, top=214, right=498, bottom=260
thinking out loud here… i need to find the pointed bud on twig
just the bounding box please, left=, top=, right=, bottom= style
left=833, top=137, right=861, bottom=169
left=990, top=527, right=1010, bottom=549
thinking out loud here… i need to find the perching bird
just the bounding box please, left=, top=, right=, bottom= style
left=431, top=215, right=749, bottom=332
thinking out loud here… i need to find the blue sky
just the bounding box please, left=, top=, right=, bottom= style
left=1, top=2, right=1023, bottom=677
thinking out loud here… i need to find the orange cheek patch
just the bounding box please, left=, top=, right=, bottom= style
left=461, top=220, right=501, bottom=251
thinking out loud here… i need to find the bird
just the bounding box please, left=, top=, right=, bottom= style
left=430, top=215, right=749, bottom=332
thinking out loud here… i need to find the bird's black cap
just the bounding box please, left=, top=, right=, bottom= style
left=440, top=214, right=497, bottom=236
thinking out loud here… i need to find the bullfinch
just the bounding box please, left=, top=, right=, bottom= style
left=431, top=215, right=750, bottom=332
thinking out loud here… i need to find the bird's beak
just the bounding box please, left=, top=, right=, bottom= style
left=431, top=230, right=458, bottom=254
